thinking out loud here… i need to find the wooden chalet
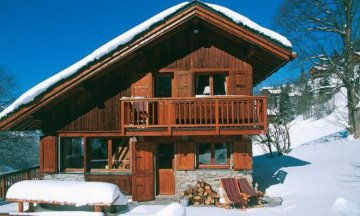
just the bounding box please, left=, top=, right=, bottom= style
left=0, top=1, right=294, bottom=201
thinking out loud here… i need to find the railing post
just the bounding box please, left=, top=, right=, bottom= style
left=1, top=177, right=5, bottom=200
left=168, top=101, right=172, bottom=135
left=215, top=99, right=219, bottom=134
left=24, top=171, right=29, bottom=180
left=120, top=100, right=125, bottom=135
left=263, top=98, right=268, bottom=134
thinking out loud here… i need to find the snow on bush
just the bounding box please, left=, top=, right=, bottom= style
left=6, top=180, right=127, bottom=207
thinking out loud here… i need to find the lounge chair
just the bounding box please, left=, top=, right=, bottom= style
left=236, top=178, right=264, bottom=206
left=219, top=178, right=246, bottom=208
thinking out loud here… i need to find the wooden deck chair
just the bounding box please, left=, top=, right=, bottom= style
left=236, top=178, right=264, bottom=207
left=219, top=178, right=246, bottom=208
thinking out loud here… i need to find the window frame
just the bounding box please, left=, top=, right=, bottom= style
left=88, top=138, right=131, bottom=173
left=196, top=140, right=230, bottom=169
left=195, top=72, right=228, bottom=96
left=59, top=136, right=131, bottom=174
left=59, top=137, right=85, bottom=173
left=155, top=73, right=173, bottom=98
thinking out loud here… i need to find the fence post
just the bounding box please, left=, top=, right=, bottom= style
left=1, top=177, right=5, bottom=200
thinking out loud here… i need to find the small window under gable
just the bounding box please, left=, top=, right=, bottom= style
left=195, top=73, right=227, bottom=96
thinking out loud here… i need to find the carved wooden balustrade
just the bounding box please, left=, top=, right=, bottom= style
left=120, top=96, right=267, bottom=136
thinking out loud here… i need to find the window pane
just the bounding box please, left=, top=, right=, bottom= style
left=89, top=138, right=108, bottom=169
left=213, top=74, right=226, bottom=95
left=196, top=75, right=210, bottom=96
left=198, top=143, right=211, bottom=165
left=158, top=144, right=174, bottom=169
left=61, top=138, right=84, bottom=170
left=156, top=75, right=172, bottom=97
left=215, top=142, right=227, bottom=165
left=111, top=138, right=130, bottom=170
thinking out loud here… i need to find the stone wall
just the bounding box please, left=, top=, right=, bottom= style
left=43, top=174, right=85, bottom=181
left=175, top=169, right=252, bottom=195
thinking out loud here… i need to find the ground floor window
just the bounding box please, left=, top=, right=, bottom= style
left=197, top=141, right=229, bottom=168
left=60, top=137, right=84, bottom=172
left=89, top=138, right=130, bottom=171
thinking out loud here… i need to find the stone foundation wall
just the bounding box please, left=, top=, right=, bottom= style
left=175, top=169, right=252, bottom=195
left=43, top=174, right=85, bottom=181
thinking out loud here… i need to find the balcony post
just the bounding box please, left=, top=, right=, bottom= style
left=120, top=100, right=125, bottom=135
left=263, top=98, right=268, bottom=134
left=1, top=177, right=5, bottom=199
left=167, top=101, right=172, bottom=135
left=215, top=99, right=219, bottom=134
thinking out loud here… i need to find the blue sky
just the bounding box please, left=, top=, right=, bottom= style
left=0, top=0, right=298, bottom=96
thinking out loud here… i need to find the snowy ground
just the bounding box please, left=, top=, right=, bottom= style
left=1, top=137, right=359, bottom=216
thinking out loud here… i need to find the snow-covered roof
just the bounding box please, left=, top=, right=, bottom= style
left=0, top=1, right=292, bottom=121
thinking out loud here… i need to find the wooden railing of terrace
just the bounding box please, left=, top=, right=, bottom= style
left=0, top=165, right=41, bottom=200
left=120, top=96, right=267, bottom=136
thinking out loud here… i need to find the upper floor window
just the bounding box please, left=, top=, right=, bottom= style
left=195, top=73, right=227, bottom=96
left=155, top=74, right=172, bottom=97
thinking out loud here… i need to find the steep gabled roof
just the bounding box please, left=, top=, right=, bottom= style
left=0, top=1, right=294, bottom=130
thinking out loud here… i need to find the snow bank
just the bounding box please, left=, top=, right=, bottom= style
left=0, top=1, right=291, bottom=121
left=155, top=203, right=186, bottom=216
left=10, top=211, right=104, bottom=216
left=6, top=180, right=127, bottom=207
left=331, top=197, right=360, bottom=216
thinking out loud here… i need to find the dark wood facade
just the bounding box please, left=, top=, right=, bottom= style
left=0, top=2, right=294, bottom=202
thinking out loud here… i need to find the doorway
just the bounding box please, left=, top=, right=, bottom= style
left=157, top=143, right=175, bottom=195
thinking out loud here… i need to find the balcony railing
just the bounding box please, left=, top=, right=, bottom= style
left=120, top=96, right=267, bottom=136
left=0, top=165, right=41, bottom=200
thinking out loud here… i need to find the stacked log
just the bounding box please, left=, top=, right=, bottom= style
left=181, top=181, right=220, bottom=206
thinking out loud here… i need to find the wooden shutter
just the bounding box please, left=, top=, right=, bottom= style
left=233, top=139, right=252, bottom=170
left=132, top=141, right=154, bottom=201
left=176, top=141, right=195, bottom=170
left=40, top=136, right=58, bottom=174
left=174, top=71, right=193, bottom=97
left=232, top=67, right=253, bottom=96
left=131, top=72, right=153, bottom=97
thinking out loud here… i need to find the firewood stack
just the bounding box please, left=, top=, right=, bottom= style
left=181, top=181, right=220, bottom=206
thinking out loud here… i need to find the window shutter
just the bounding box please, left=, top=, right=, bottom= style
left=176, top=141, right=195, bottom=170
left=40, top=136, right=58, bottom=174
left=233, top=139, right=252, bottom=170
left=232, top=67, right=252, bottom=96
left=174, top=71, right=193, bottom=97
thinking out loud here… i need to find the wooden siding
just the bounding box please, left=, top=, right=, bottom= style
left=39, top=25, right=254, bottom=133
left=85, top=174, right=132, bottom=195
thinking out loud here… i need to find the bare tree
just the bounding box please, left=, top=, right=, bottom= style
left=274, top=0, right=360, bottom=138
left=0, top=67, right=17, bottom=108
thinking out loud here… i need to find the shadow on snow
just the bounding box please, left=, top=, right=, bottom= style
left=253, top=154, right=311, bottom=192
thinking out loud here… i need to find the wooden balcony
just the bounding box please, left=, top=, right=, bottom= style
left=120, top=96, right=267, bottom=136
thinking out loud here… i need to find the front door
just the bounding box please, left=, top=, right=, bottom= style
left=132, top=141, right=154, bottom=201
left=157, top=143, right=175, bottom=195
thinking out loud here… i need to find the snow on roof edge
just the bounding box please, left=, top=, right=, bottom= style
left=205, top=3, right=292, bottom=48
left=0, top=1, right=292, bottom=121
